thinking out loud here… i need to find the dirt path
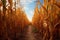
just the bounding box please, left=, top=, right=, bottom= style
left=25, top=25, right=36, bottom=40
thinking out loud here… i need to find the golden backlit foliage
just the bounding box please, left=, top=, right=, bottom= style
left=0, top=0, right=29, bottom=40
left=0, top=0, right=60, bottom=40
left=32, top=0, right=60, bottom=40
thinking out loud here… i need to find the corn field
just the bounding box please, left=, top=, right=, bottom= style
left=0, top=0, right=60, bottom=40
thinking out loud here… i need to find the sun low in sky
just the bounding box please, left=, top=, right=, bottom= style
left=20, top=0, right=43, bottom=21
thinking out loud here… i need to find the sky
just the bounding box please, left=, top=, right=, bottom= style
left=20, top=0, right=43, bottom=21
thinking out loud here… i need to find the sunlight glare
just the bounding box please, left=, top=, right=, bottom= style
left=28, top=17, right=32, bottom=22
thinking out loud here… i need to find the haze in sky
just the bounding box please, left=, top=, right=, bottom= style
left=20, top=0, right=43, bottom=21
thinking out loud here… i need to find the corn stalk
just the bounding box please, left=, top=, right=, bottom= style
left=8, top=0, right=13, bottom=14
left=1, top=0, right=9, bottom=40
left=1, top=0, right=6, bottom=21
